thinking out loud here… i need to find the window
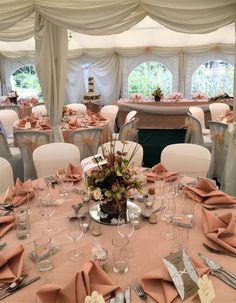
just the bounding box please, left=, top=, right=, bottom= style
left=128, top=61, right=172, bottom=97
left=10, top=64, right=42, bottom=99
left=192, top=60, right=234, bottom=97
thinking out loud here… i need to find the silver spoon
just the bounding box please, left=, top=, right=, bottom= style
left=7, top=274, right=28, bottom=291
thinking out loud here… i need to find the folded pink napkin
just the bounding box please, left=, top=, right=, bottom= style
left=145, top=163, right=179, bottom=182
left=184, top=179, right=236, bottom=205
left=11, top=178, right=34, bottom=206
left=0, top=216, right=14, bottom=238
left=66, top=163, right=83, bottom=182
left=36, top=261, right=120, bottom=303
left=0, top=245, right=24, bottom=283
left=202, top=209, right=236, bottom=254
left=141, top=257, right=209, bottom=303
left=67, top=117, right=80, bottom=130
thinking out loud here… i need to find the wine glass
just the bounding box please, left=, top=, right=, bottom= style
left=36, top=178, right=49, bottom=206
left=39, top=194, right=55, bottom=235
left=160, top=195, right=176, bottom=240
left=66, top=217, right=83, bottom=262
left=117, top=212, right=134, bottom=242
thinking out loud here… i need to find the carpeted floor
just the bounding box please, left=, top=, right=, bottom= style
left=138, top=129, right=186, bottom=167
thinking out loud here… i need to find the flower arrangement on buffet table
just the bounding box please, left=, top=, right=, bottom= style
left=192, top=92, right=208, bottom=100
left=208, top=92, right=233, bottom=102
left=152, top=86, right=163, bottom=101
left=86, top=141, right=143, bottom=221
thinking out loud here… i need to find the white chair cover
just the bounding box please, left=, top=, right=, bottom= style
left=118, top=117, right=139, bottom=142
left=66, top=103, right=87, bottom=113
left=0, top=131, right=24, bottom=181
left=207, top=121, right=229, bottom=187
left=0, top=109, right=19, bottom=138
left=188, top=106, right=210, bottom=135
left=33, top=142, right=80, bottom=178
left=125, top=110, right=137, bottom=123
left=161, top=143, right=211, bottom=178
left=0, top=105, right=20, bottom=115
left=14, top=130, right=50, bottom=181
left=68, top=128, right=103, bottom=160
left=209, top=103, right=230, bottom=121
left=0, top=157, right=14, bottom=195
left=98, top=140, right=143, bottom=167
left=185, top=114, right=212, bottom=151
left=32, top=104, right=47, bottom=117
left=100, top=105, right=119, bottom=132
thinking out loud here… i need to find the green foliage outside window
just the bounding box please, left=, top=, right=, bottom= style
left=192, top=60, right=234, bottom=97
left=128, top=61, right=172, bottom=97
left=10, top=64, right=43, bottom=100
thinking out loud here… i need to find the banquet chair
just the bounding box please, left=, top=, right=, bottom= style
left=0, top=109, right=19, bottom=145
left=117, top=117, right=139, bottom=142
left=209, top=103, right=230, bottom=121
left=68, top=128, right=103, bottom=160
left=98, top=140, right=143, bottom=167
left=188, top=106, right=210, bottom=135
left=66, top=103, right=87, bottom=113
left=125, top=110, right=137, bottom=123
left=33, top=142, right=80, bottom=178
left=161, top=143, right=211, bottom=178
left=0, top=157, right=14, bottom=195
left=100, top=105, right=119, bottom=132
left=185, top=113, right=212, bottom=151
left=0, top=105, right=20, bottom=115
left=32, top=104, right=47, bottom=117
left=207, top=121, right=229, bottom=187
left=0, top=131, right=24, bottom=181
left=14, top=131, right=50, bottom=181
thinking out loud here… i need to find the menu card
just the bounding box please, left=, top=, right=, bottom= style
left=163, top=249, right=199, bottom=300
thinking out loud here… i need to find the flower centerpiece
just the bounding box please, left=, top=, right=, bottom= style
left=152, top=86, right=163, bottom=102
left=86, top=141, right=143, bottom=223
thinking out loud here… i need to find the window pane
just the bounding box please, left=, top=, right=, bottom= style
left=128, top=61, right=172, bottom=97
left=192, top=60, right=234, bottom=97
left=10, top=64, right=43, bottom=100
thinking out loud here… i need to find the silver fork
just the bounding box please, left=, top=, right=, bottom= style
left=133, top=281, right=149, bottom=302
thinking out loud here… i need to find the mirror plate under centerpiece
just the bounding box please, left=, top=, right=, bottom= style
left=89, top=200, right=141, bottom=226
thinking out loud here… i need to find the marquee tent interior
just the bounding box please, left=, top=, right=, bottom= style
left=0, top=0, right=236, bottom=194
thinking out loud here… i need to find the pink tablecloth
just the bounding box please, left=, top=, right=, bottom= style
left=1, top=178, right=236, bottom=303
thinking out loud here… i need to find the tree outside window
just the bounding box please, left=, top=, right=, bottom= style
left=192, top=60, right=234, bottom=97
left=128, top=61, right=172, bottom=97
left=10, top=64, right=43, bottom=100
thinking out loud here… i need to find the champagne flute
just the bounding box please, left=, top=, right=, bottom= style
left=36, top=178, right=49, bottom=206
left=117, top=212, right=134, bottom=243
left=160, top=195, right=176, bottom=240
left=66, top=217, right=83, bottom=262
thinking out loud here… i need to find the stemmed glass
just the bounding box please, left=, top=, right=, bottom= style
left=117, top=212, right=134, bottom=256
left=66, top=217, right=83, bottom=262
left=160, top=194, right=176, bottom=240
left=39, top=194, right=55, bottom=235
left=36, top=178, right=49, bottom=206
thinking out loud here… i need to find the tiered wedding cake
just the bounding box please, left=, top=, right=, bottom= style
left=84, top=77, right=101, bottom=100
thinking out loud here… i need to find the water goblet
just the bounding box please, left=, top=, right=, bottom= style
left=160, top=195, right=176, bottom=240
left=117, top=212, right=135, bottom=257
left=66, top=217, right=83, bottom=262
left=39, top=194, right=55, bottom=235
left=36, top=178, right=49, bottom=205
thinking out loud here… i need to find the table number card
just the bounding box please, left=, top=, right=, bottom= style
left=81, top=154, right=107, bottom=174
left=163, top=249, right=199, bottom=300
left=197, top=274, right=215, bottom=303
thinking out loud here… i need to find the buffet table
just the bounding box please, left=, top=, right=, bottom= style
left=1, top=176, right=236, bottom=303
left=116, top=98, right=212, bottom=129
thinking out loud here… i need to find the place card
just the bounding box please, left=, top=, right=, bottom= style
left=81, top=154, right=107, bottom=174
left=196, top=274, right=215, bottom=303
left=163, top=249, right=199, bottom=300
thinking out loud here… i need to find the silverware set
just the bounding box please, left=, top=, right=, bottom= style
left=199, top=253, right=236, bottom=289
left=44, top=176, right=59, bottom=188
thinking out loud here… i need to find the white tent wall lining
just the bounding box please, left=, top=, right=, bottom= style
left=0, top=43, right=235, bottom=103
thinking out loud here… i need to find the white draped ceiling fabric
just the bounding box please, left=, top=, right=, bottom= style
left=0, top=0, right=236, bottom=194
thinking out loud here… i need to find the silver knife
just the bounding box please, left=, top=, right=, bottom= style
left=114, top=292, right=124, bottom=303
left=0, top=276, right=41, bottom=300
left=198, top=253, right=236, bottom=287
left=124, top=284, right=131, bottom=303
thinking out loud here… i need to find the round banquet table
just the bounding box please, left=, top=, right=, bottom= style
left=13, top=116, right=111, bottom=145
left=1, top=175, right=236, bottom=303
left=115, top=98, right=233, bottom=129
